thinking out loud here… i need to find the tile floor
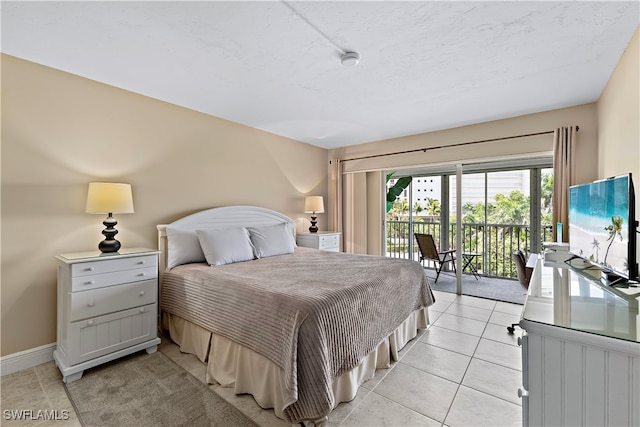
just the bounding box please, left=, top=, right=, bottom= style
left=1, top=290, right=525, bottom=426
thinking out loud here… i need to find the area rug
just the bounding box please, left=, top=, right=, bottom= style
left=425, top=270, right=527, bottom=305
left=65, top=351, right=258, bottom=427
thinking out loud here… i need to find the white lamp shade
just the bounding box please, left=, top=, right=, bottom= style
left=304, top=196, right=324, bottom=213
left=86, top=182, right=134, bottom=214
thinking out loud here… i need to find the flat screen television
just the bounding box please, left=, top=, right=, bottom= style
left=568, top=173, right=638, bottom=282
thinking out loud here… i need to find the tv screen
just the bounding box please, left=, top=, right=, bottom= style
left=568, top=174, right=637, bottom=281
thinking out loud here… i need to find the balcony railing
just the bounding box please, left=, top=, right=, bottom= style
left=386, top=220, right=554, bottom=279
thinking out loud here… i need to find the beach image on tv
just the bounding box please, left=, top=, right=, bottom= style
left=569, top=175, right=630, bottom=276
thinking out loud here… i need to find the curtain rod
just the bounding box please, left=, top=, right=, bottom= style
left=340, top=127, right=578, bottom=163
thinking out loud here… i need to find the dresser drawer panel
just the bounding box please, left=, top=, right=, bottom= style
left=71, top=266, right=157, bottom=292
left=318, top=241, right=339, bottom=249
left=318, top=234, right=340, bottom=249
left=67, top=303, right=156, bottom=365
left=71, top=255, right=157, bottom=278
left=70, top=279, right=157, bottom=321
left=319, top=234, right=339, bottom=244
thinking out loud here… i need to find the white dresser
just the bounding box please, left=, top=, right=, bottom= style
left=53, top=248, right=161, bottom=383
left=519, top=256, right=640, bottom=426
left=296, top=231, right=341, bottom=252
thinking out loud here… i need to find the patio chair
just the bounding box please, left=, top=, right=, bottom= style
left=414, top=233, right=456, bottom=283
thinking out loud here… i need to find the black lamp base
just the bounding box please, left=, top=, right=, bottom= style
left=99, top=239, right=121, bottom=253
left=99, top=213, right=121, bottom=253
left=309, top=214, right=318, bottom=233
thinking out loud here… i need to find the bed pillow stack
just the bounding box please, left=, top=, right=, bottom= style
left=166, top=221, right=297, bottom=268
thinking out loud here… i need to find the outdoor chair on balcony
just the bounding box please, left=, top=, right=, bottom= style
left=414, top=233, right=456, bottom=283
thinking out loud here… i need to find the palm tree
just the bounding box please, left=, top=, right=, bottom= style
left=603, top=215, right=624, bottom=265
left=395, top=199, right=410, bottom=215
left=424, top=198, right=441, bottom=216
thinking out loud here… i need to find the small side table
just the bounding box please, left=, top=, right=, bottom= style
left=462, top=252, right=481, bottom=280
left=296, top=232, right=341, bottom=252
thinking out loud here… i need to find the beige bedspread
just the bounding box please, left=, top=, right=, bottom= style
left=161, top=247, right=434, bottom=423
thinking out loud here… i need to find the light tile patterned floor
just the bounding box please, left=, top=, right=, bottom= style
left=0, top=290, right=524, bottom=426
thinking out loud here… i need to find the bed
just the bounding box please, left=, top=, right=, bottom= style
left=157, top=206, right=435, bottom=425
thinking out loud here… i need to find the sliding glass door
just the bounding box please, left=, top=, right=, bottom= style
left=385, top=161, right=553, bottom=296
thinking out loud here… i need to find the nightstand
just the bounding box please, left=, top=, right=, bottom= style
left=296, top=231, right=341, bottom=252
left=53, top=248, right=161, bottom=383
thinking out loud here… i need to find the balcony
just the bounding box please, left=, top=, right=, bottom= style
left=423, top=268, right=529, bottom=305
left=386, top=220, right=553, bottom=279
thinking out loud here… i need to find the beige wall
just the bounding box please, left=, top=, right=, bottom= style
left=598, top=27, right=639, bottom=182
left=1, top=55, right=328, bottom=356
left=597, top=27, right=640, bottom=275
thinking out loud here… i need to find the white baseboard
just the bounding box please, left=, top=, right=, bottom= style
left=1, top=343, right=56, bottom=376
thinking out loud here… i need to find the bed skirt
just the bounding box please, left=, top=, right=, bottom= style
left=162, top=308, right=429, bottom=423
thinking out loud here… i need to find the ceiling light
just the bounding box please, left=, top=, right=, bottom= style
left=282, top=2, right=360, bottom=68
left=341, top=52, right=360, bottom=67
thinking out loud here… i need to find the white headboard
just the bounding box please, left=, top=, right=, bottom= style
left=157, top=205, right=295, bottom=279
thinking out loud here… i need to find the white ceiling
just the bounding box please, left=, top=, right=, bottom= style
left=2, top=1, right=638, bottom=149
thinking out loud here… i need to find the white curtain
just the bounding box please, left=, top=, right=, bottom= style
left=343, top=172, right=368, bottom=254
left=328, top=159, right=343, bottom=249
left=552, top=126, right=577, bottom=242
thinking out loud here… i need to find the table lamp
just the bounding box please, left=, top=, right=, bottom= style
left=304, top=196, right=324, bottom=233
left=86, top=182, right=134, bottom=253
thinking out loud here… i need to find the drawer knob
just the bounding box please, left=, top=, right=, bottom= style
left=85, top=267, right=95, bottom=272
left=517, top=337, right=522, bottom=346
left=87, top=320, right=94, bottom=326
left=139, top=308, right=145, bottom=313
left=517, top=388, right=528, bottom=398
left=138, top=260, right=146, bottom=265
left=139, top=291, right=145, bottom=296
left=88, top=302, right=95, bottom=307
left=139, top=273, right=146, bottom=277
left=85, top=280, right=95, bottom=285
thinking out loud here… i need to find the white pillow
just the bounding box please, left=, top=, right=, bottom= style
left=196, top=227, right=255, bottom=266
left=248, top=222, right=296, bottom=258
left=166, top=227, right=206, bottom=269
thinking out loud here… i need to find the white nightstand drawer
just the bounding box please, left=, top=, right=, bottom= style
left=297, top=232, right=341, bottom=251
left=71, top=255, right=157, bottom=277
left=71, top=266, right=157, bottom=292
left=70, top=279, right=157, bottom=321
left=318, top=234, right=339, bottom=248
left=67, top=303, right=157, bottom=365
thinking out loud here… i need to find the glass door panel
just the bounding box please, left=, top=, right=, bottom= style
left=459, top=172, right=485, bottom=281
left=541, top=168, right=554, bottom=244
left=485, top=170, right=530, bottom=279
